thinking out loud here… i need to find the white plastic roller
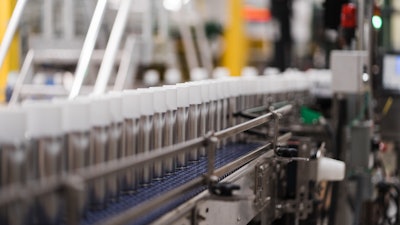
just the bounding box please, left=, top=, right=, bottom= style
left=315, top=157, right=346, bottom=182
left=0, top=106, right=26, bottom=144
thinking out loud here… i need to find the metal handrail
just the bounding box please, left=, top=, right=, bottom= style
left=0, top=104, right=293, bottom=225
left=8, top=49, right=35, bottom=105
left=92, top=0, right=133, bottom=95
left=69, top=0, right=108, bottom=99
left=214, top=105, right=293, bottom=140
left=113, top=36, right=138, bottom=91
left=0, top=0, right=28, bottom=71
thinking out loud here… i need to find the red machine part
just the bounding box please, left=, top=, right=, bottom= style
left=341, top=3, right=357, bottom=29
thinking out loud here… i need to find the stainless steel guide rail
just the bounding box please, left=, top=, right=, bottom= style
left=0, top=104, right=293, bottom=225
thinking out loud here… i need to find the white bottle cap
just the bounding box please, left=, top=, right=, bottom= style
left=143, top=69, right=160, bottom=87
left=190, top=67, right=208, bottom=81
left=176, top=84, right=190, bottom=108
left=256, top=77, right=265, bottom=94
left=187, top=82, right=202, bottom=105
left=268, top=75, right=281, bottom=93
left=138, top=88, right=154, bottom=116
left=241, top=77, right=257, bottom=95
left=165, top=68, right=182, bottom=84
left=107, top=92, right=123, bottom=123
left=263, top=67, right=280, bottom=76
left=241, top=66, right=258, bottom=77
left=0, top=106, right=26, bottom=144
left=223, top=78, right=237, bottom=97
left=227, top=78, right=240, bottom=97
left=212, top=67, right=230, bottom=79
left=198, top=81, right=210, bottom=102
left=216, top=79, right=227, bottom=99
left=260, top=77, right=272, bottom=94
left=151, top=87, right=167, bottom=113
left=89, top=96, right=111, bottom=127
left=208, top=81, right=218, bottom=101
left=22, top=100, right=63, bottom=138
left=60, top=98, right=91, bottom=132
left=164, top=85, right=177, bottom=110
left=122, top=90, right=141, bottom=119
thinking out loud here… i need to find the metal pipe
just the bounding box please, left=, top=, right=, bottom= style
left=63, top=0, right=75, bottom=39
left=357, top=0, right=365, bottom=50
left=213, top=143, right=272, bottom=178
left=9, top=50, right=34, bottom=105
left=214, top=104, right=293, bottom=140
left=177, top=16, right=199, bottom=70
left=69, top=0, right=107, bottom=99
left=193, top=18, right=213, bottom=73
left=93, top=0, right=133, bottom=95
left=114, top=37, right=137, bottom=91
left=80, top=137, right=206, bottom=182
left=43, top=0, right=54, bottom=39
left=0, top=0, right=28, bottom=74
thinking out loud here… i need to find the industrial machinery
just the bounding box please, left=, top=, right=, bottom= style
left=3, top=0, right=396, bottom=224
left=0, top=73, right=345, bottom=225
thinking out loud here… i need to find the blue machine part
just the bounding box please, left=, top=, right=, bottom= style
left=81, top=142, right=262, bottom=225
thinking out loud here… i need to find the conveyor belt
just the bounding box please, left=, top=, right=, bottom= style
left=81, top=142, right=262, bottom=225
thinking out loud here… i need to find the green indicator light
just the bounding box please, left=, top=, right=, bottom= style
left=372, top=15, right=383, bottom=29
